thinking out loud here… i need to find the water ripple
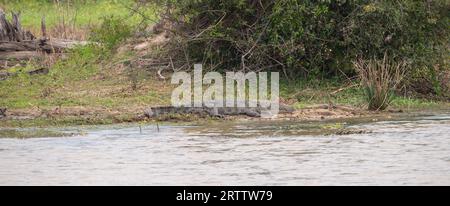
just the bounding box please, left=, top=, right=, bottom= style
left=0, top=114, right=449, bottom=185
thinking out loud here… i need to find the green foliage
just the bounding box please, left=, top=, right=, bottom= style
left=90, top=16, right=134, bottom=50
left=53, top=45, right=102, bottom=80
left=154, top=0, right=449, bottom=95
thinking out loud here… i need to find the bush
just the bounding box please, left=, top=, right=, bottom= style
left=90, top=16, right=134, bottom=50
left=354, top=53, right=408, bottom=111
left=147, top=0, right=449, bottom=95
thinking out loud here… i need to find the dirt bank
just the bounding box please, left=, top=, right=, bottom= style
left=0, top=103, right=432, bottom=128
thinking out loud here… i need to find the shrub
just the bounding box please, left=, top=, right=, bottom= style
left=354, top=53, right=408, bottom=111
left=90, top=16, right=133, bottom=50
left=145, top=0, right=449, bottom=95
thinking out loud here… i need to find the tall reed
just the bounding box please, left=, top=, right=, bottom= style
left=354, top=53, right=408, bottom=111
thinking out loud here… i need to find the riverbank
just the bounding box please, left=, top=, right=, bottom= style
left=1, top=100, right=449, bottom=129
left=2, top=51, right=448, bottom=128
left=1, top=59, right=449, bottom=128
left=1, top=105, right=449, bottom=139
left=1, top=0, right=448, bottom=129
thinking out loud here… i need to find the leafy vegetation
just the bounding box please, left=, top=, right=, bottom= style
left=147, top=0, right=449, bottom=98
left=90, top=16, right=134, bottom=50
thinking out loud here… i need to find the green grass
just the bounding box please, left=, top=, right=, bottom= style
left=0, top=0, right=157, bottom=31
left=280, top=78, right=364, bottom=107
left=0, top=0, right=166, bottom=114
left=280, top=78, right=449, bottom=111
left=0, top=50, right=172, bottom=110
left=391, top=96, right=446, bottom=110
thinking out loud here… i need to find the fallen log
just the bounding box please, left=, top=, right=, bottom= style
left=0, top=9, right=89, bottom=60
left=0, top=39, right=89, bottom=53
left=0, top=51, right=44, bottom=60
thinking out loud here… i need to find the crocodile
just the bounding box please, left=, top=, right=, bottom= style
left=144, top=105, right=295, bottom=118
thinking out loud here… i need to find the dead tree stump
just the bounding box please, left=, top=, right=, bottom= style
left=0, top=9, right=88, bottom=61
left=0, top=10, right=35, bottom=42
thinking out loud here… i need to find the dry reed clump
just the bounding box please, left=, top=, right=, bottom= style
left=354, top=53, right=409, bottom=111
left=16, top=2, right=92, bottom=41
left=49, top=23, right=90, bottom=40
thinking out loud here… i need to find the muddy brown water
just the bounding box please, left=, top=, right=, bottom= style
left=0, top=113, right=449, bottom=185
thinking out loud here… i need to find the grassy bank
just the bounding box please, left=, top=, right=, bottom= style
left=0, top=0, right=170, bottom=127
left=2, top=69, right=448, bottom=128
left=280, top=78, right=448, bottom=110
left=0, top=1, right=448, bottom=128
